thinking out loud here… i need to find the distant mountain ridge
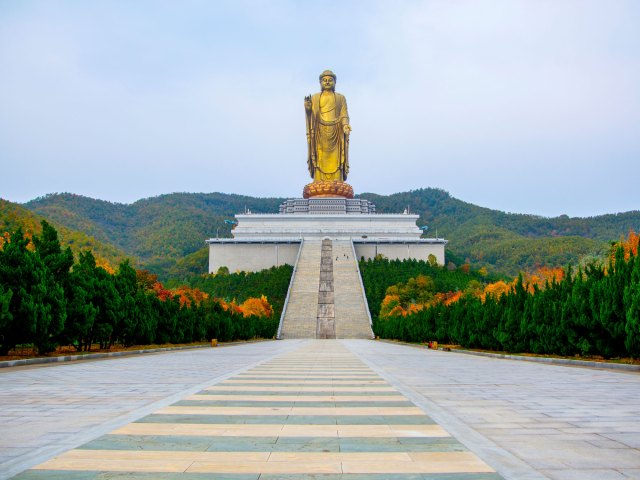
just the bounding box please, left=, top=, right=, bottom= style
left=15, top=189, right=640, bottom=279
left=0, top=199, right=128, bottom=267
left=23, top=192, right=284, bottom=275
left=359, top=189, right=639, bottom=275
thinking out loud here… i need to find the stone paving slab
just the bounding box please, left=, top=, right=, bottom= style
left=0, top=340, right=305, bottom=479
left=344, top=340, right=640, bottom=480
left=8, top=341, right=500, bottom=479
left=2, top=339, right=640, bottom=479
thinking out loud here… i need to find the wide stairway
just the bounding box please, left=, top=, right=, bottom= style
left=278, top=240, right=323, bottom=339
left=332, top=240, right=374, bottom=339
left=279, top=239, right=373, bottom=339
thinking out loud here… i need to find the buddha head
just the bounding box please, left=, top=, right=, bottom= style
left=319, top=70, right=336, bottom=92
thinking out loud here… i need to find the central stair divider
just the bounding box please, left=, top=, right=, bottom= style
left=316, top=239, right=336, bottom=338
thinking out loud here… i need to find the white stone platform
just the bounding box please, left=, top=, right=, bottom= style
left=206, top=212, right=447, bottom=273
left=206, top=196, right=447, bottom=273
left=231, top=212, right=423, bottom=240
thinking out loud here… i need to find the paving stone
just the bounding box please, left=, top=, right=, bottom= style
left=343, top=340, right=640, bottom=480
left=0, top=341, right=306, bottom=479
left=6, top=341, right=500, bottom=479
left=4, top=339, right=639, bottom=479
left=540, top=469, right=628, bottom=480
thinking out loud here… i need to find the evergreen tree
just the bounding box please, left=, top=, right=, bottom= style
left=65, top=250, right=99, bottom=351
left=0, top=228, right=65, bottom=354
left=0, top=285, right=13, bottom=343
left=90, top=258, right=120, bottom=349
left=32, top=220, right=73, bottom=352
left=624, top=254, right=640, bottom=356
left=114, top=259, right=140, bottom=346
left=33, top=220, right=74, bottom=279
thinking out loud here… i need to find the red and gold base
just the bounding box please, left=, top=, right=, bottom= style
left=303, top=181, right=354, bottom=199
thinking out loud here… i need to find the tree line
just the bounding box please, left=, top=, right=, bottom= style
left=359, top=255, right=493, bottom=323
left=179, top=264, right=293, bottom=321
left=0, top=221, right=281, bottom=355
left=362, top=233, right=640, bottom=358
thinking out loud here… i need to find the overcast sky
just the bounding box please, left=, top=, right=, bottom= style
left=1, top=1, right=639, bottom=217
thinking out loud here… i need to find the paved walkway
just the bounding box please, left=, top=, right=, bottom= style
left=350, top=341, right=640, bottom=480
left=0, top=341, right=305, bottom=479
left=1, top=340, right=639, bottom=479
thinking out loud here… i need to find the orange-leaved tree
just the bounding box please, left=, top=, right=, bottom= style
left=239, top=295, right=274, bottom=318
left=611, top=230, right=640, bottom=263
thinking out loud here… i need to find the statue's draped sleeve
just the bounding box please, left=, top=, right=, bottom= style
left=339, top=94, right=349, bottom=179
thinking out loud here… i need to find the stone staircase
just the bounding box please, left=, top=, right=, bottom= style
left=278, top=240, right=322, bottom=339
left=278, top=239, right=373, bottom=339
left=332, top=240, right=374, bottom=339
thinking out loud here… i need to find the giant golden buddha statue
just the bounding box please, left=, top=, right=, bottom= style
left=303, top=70, right=354, bottom=199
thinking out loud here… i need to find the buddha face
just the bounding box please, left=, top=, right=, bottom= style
left=320, top=75, right=336, bottom=92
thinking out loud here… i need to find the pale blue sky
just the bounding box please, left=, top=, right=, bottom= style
left=1, top=0, right=639, bottom=217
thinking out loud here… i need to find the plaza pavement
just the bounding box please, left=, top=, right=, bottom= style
left=0, top=340, right=638, bottom=479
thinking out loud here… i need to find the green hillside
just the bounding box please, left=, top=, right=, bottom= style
left=166, top=247, right=210, bottom=283
left=0, top=199, right=128, bottom=267
left=360, top=189, right=637, bottom=275
left=361, top=188, right=640, bottom=242
left=22, top=189, right=640, bottom=278
left=25, top=193, right=284, bottom=275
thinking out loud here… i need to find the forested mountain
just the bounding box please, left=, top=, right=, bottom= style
left=361, top=189, right=637, bottom=275
left=363, top=189, right=639, bottom=241
left=0, top=199, right=128, bottom=267
left=20, top=189, right=640, bottom=278
left=25, top=193, right=283, bottom=275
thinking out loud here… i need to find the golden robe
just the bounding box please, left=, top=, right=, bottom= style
left=306, top=91, right=349, bottom=181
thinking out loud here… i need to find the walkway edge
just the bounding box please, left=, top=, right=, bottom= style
left=376, top=339, right=640, bottom=372
left=0, top=340, right=273, bottom=369
left=347, top=341, right=548, bottom=480
left=452, top=348, right=640, bottom=371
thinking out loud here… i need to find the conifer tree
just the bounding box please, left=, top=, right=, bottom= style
left=114, top=259, right=140, bottom=346
left=0, top=228, right=64, bottom=354
left=32, top=220, right=72, bottom=352
left=624, top=254, right=640, bottom=356
left=65, top=250, right=99, bottom=351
